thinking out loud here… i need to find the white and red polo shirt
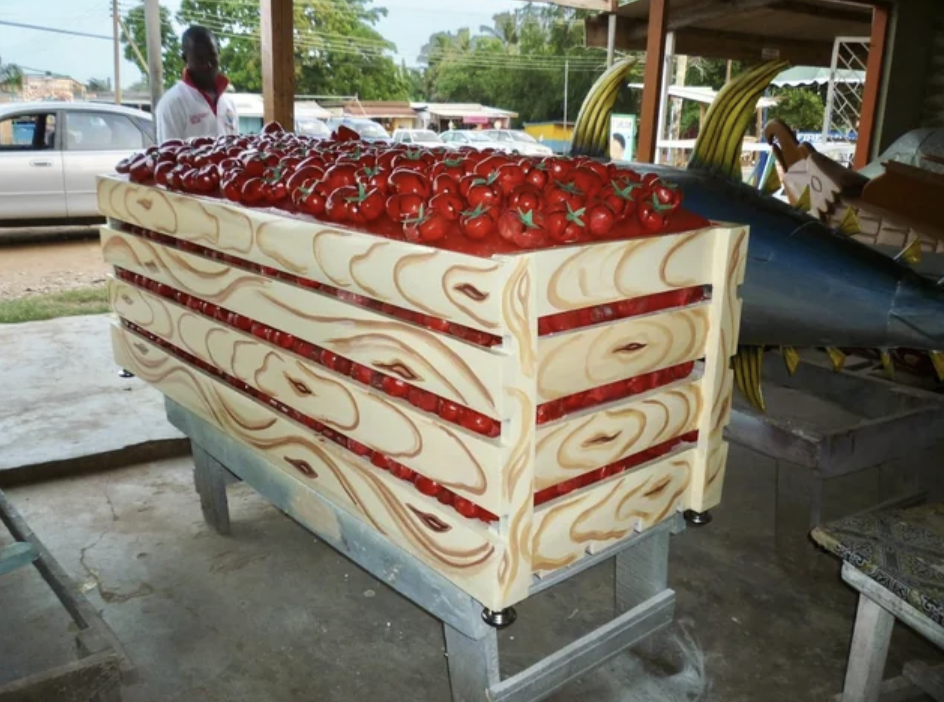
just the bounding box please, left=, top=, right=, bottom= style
left=155, top=71, right=239, bottom=142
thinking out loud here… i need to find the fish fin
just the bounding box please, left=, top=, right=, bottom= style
left=794, top=184, right=812, bottom=213
left=879, top=350, right=894, bottom=379
left=734, top=346, right=766, bottom=412
left=825, top=347, right=846, bottom=372
left=894, top=238, right=922, bottom=266
left=782, top=346, right=800, bottom=375
left=762, top=163, right=782, bottom=194
left=570, top=57, right=638, bottom=159
left=930, top=351, right=944, bottom=382
left=688, top=60, right=790, bottom=182
left=837, top=207, right=861, bottom=236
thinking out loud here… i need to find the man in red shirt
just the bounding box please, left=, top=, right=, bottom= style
left=155, top=26, right=238, bottom=142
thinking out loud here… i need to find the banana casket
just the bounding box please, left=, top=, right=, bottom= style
left=98, top=174, right=748, bottom=610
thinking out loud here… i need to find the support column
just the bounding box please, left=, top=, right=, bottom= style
left=637, top=0, right=669, bottom=164
left=144, top=0, right=163, bottom=109
left=854, top=3, right=889, bottom=169
left=261, top=0, right=295, bottom=129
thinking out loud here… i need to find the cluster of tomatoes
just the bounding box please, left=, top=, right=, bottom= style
left=117, top=122, right=688, bottom=252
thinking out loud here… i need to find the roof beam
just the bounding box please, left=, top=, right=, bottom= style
left=770, top=1, right=873, bottom=25
left=673, top=27, right=835, bottom=65
left=527, top=0, right=612, bottom=10
left=627, top=0, right=782, bottom=40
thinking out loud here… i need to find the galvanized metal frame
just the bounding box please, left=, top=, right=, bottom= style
left=167, top=399, right=680, bottom=702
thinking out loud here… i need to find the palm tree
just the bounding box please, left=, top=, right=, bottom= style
left=0, top=56, right=23, bottom=93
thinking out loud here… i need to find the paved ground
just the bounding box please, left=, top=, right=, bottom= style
left=0, top=314, right=187, bottom=482
left=2, top=444, right=942, bottom=701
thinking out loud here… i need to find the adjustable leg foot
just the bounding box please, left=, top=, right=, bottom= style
left=481, top=607, right=517, bottom=629
left=118, top=368, right=134, bottom=378
left=683, top=510, right=712, bottom=526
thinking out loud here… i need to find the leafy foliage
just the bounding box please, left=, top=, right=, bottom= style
left=121, top=2, right=182, bottom=89
left=768, top=87, right=826, bottom=131
left=420, top=5, right=642, bottom=125
left=87, top=77, right=112, bottom=92
left=0, top=56, right=23, bottom=92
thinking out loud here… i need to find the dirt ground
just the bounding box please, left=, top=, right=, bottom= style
left=0, top=236, right=109, bottom=299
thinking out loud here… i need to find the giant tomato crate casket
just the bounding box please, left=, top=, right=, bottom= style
left=98, top=174, right=747, bottom=611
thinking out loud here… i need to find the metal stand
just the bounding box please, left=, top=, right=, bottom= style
left=0, top=489, right=130, bottom=702
left=726, top=352, right=944, bottom=566
left=117, top=369, right=134, bottom=378
left=683, top=510, right=712, bottom=526
left=170, top=399, right=680, bottom=702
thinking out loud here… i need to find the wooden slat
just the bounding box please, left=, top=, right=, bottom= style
left=110, top=278, right=506, bottom=513
left=535, top=303, right=710, bottom=403
left=96, top=177, right=506, bottom=333
left=532, top=227, right=717, bottom=315
left=101, top=226, right=505, bottom=418
left=530, top=450, right=693, bottom=576
left=493, top=255, right=538, bottom=606
left=111, top=324, right=510, bottom=609
left=534, top=379, right=702, bottom=490
left=688, top=226, right=748, bottom=511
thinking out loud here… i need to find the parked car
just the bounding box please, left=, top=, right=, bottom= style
left=0, top=101, right=154, bottom=225
left=325, top=118, right=391, bottom=143
left=391, top=128, right=457, bottom=151
left=482, top=129, right=554, bottom=157
left=440, top=129, right=510, bottom=152
left=296, top=117, right=331, bottom=139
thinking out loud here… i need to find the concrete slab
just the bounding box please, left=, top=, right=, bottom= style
left=2, top=447, right=942, bottom=701
left=0, top=314, right=187, bottom=483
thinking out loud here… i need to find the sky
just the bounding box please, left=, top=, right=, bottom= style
left=0, top=0, right=521, bottom=88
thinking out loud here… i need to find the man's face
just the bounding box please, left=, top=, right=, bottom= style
left=184, top=40, right=220, bottom=90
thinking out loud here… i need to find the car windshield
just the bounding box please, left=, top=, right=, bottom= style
left=464, top=132, right=490, bottom=142
left=352, top=121, right=388, bottom=138
left=411, top=130, right=442, bottom=143
left=508, top=130, right=538, bottom=144
left=297, top=119, right=329, bottom=136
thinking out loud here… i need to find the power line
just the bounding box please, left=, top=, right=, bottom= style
left=0, top=19, right=112, bottom=40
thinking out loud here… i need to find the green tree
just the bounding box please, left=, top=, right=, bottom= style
left=0, top=56, right=23, bottom=93
left=121, top=2, right=182, bottom=88
left=420, top=5, right=636, bottom=125
left=768, top=87, right=825, bottom=131
left=174, top=0, right=409, bottom=99
left=87, top=77, right=112, bottom=92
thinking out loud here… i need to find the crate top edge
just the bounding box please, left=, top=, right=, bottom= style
left=98, top=175, right=748, bottom=266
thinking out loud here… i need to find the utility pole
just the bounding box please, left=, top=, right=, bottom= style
left=112, top=0, right=121, bottom=104
left=144, top=0, right=163, bottom=110
left=562, top=59, right=569, bottom=131
left=606, top=13, right=617, bottom=67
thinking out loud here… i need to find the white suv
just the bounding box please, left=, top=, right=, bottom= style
left=392, top=129, right=456, bottom=151
left=482, top=129, right=554, bottom=157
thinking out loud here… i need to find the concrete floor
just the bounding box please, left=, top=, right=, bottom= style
left=2, top=444, right=942, bottom=702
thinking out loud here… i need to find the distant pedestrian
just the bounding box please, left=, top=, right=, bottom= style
left=155, top=25, right=238, bottom=142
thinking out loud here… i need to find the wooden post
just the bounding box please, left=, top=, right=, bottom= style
left=637, top=0, right=669, bottom=164
left=144, top=0, right=163, bottom=109
left=261, top=0, right=295, bottom=129
left=854, top=3, right=889, bottom=170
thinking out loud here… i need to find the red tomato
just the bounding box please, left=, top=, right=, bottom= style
left=240, top=177, right=266, bottom=206
left=542, top=157, right=572, bottom=181
left=222, top=171, right=248, bottom=202
left=545, top=181, right=585, bottom=211
left=586, top=200, right=616, bottom=238
left=599, top=179, right=646, bottom=218
left=432, top=173, right=460, bottom=196
left=323, top=163, right=359, bottom=190
left=326, top=185, right=358, bottom=223
left=115, top=156, right=133, bottom=174
left=333, top=124, right=361, bottom=142
left=525, top=163, right=549, bottom=189
left=497, top=209, right=547, bottom=249
left=129, top=153, right=156, bottom=183
left=637, top=195, right=668, bottom=233
left=473, top=154, right=510, bottom=179
left=153, top=161, right=175, bottom=187
left=194, top=164, right=220, bottom=194
left=431, top=158, right=465, bottom=180
left=545, top=202, right=586, bottom=243
left=495, top=163, right=525, bottom=196
left=570, top=166, right=605, bottom=199
left=581, top=160, right=610, bottom=182
left=262, top=121, right=284, bottom=134
left=296, top=182, right=327, bottom=217
left=388, top=168, right=431, bottom=197
left=508, top=183, right=542, bottom=212
left=650, top=179, right=682, bottom=213
left=242, top=154, right=267, bottom=178
left=385, top=193, right=424, bottom=223
left=286, top=166, right=325, bottom=193
left=429, top=193, right=464, bottom=221
left=392, top=149, right=434, bottom=171
left=459, top=204, right=496, bottom=240
left=403, top=206, right=450, bottom=243
left=465, top=173, right=503, bottom=210
left=342, top=183, right=385, bottom=224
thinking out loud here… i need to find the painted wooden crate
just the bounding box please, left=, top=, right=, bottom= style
left=97, top=174, right=748, bottom=611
